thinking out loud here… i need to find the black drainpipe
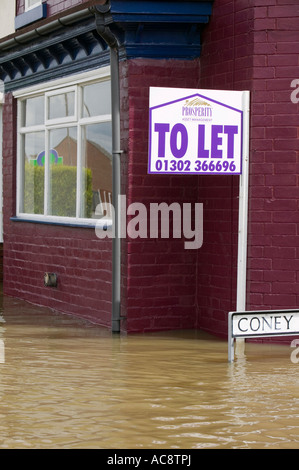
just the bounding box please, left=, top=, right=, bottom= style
left=94, top=2, right=122, bottom=333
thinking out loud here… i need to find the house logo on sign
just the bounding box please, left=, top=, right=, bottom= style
left=182, top=97, right=213, bottom=120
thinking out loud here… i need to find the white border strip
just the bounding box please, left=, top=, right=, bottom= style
left=236, top=91, right=250, bottom=313
left=13, top=67, right=111, bottom=99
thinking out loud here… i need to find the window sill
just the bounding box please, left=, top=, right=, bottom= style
left=10, top=216, right=112, bottom=230
left=15, top=4, right=47, bottom=30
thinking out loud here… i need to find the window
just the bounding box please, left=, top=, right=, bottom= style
left=15, top=0, right=46, bottom=29
left=25, top=0, right=42, bottom=11
left=16, top=70, right=112, bottom=226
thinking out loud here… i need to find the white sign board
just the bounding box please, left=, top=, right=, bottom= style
left=148, top=87, right=247, bottom=175
left=228, top=309, right=299, bottom=362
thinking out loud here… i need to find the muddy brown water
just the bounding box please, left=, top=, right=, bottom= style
left=0, top=295, right=298, bottom=449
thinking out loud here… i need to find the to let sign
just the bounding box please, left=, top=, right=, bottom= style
left=228, top=309, right=299, bottom=362
left=148, top=87, right=247, bottom=175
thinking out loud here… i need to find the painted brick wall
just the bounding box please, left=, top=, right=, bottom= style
left=247, top=0, right=299, bottom=314
left=9, top=0, right=299, bottom=337
left=198, top=0, right=299, bottom=338
left=3, top=93, right=113, bottom=327
left=196, top=0, right=254, bottom=337
left=121, top=59, right=201, bottom=333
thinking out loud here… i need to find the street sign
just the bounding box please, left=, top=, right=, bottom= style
left=148, top=87, right=248, bottom=175
left=228, top=309, right=299, bottom=362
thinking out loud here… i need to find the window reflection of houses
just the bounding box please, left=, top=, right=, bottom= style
left=55, top=135, right=112, bottom=218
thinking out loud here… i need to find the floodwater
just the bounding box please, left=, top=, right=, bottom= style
left=0, top=295, right=298, bottom=449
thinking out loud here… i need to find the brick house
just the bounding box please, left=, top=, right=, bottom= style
left=0, top=0, right=299, bottom=338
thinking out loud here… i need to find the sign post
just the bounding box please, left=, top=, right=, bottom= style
left=228, top=309, right=299, bottom=362
left=148, top=87, right=251, bottom=349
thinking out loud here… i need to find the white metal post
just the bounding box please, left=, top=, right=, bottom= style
left=236, top=91, right=250, bottom=313
left=228, top=312, right=234, bottom=363
left=232, top=91, right=250, bottom=361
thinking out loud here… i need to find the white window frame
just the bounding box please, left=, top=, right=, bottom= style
left=25, top=0, right=42, bottom=12
left=14, top=67, right=112, bottom=228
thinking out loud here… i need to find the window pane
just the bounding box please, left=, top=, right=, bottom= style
left=49, top=128, right=77, bottom=217
left=48, top=92, right=75, bottom=120
left=82, top=81, right=111, bottom=118
left=23, top=96, right=44, bottom=127
left=23, top=132, right=45, bottom=214
left=28, top=0, right=40, bottom=6
left=26, top=0, right=41, bottom=10
left=81, top=123, right=112, bottom=219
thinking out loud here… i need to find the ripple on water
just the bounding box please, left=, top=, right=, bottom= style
left=0, top=298, right=298, bottom=448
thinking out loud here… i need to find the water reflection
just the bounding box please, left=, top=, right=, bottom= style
left=0, top=295, right=298, bottom=449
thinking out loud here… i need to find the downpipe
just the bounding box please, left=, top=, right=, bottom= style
left=94, top=3, right=122, bottom=333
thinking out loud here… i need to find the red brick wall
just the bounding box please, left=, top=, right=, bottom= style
left=198, top=0, right=299, bottom=338
left=3, top=93, right=112, bottom=326
left=195, top=0, right=254, bottom=336
left=121, top=0, right=299, bottom=335
left=121, top=59, right=201, bottom=332
left=9, top=0, right=299, bottom=337
left=247, top=0, right=299, bottom=313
